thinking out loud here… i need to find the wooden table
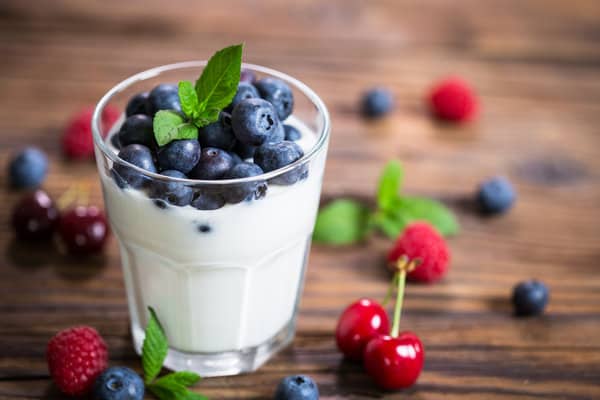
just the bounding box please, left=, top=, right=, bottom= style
left=1, top=1, right=599, bottom=398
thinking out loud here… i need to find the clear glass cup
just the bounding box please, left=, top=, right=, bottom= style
left=92, top=62, right=330, bottom=377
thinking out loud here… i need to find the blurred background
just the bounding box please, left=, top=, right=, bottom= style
left=1, top=1, right=599, bottom=399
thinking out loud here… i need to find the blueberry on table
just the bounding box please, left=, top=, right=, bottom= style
left=199, top=112, right=236, bottom=150
left=254, top=141, right=305, bottom=185
left=512, top=280, right=549, bottom=316
left=125, top=92, right=151, bottom=117
left=274, top=375, right=319, bottom=400
left=361, top=87, right=394, bottom=118
left=231, top=98, right=281, bottom=146
left=477, top=176, right=516, bottom=214
left=222, top=162, right=267, bottom=204
left=284, top=124, right=301, bottom=141
left=190, top=147, right=235, bottom=180
left=156, top=139, right=201, bottom=174
left=227, top=82, right=259, bottom=111
left=112, top=144, right=157, bottom=189
left=92, top=366, right=144, bottom=400
left=8, top=147, right=48, bottom=189
left=191, top=191, right=226, bottom=210
left=255, top=77, right=294, bottom=121
left=118, top=114, right=155, bottom=148
left=149, top=170, right=194, bottom=207
left=148, top=84, right=181, bottom=115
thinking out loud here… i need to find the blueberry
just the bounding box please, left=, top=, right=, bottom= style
left=254, top=141, right=305, bottom=185
left=112, top=144, right=157, bottom=189
left=8, top=147, right=48, bottom=189
left=512, top=280, right=549, bottom=316
left=118, top=114, right=155, bottom=148
left=157, top=139, right=200, bottom=174
left=110, top=133, right=121, bottom=150
left=228, top=151, right=243, bottom=165
left=268, top=119, right=285, bottom=144
left=149, top=170, right=193, bottom=207
left=125, top=92, right=151, bottom=117
left=199, top=112, right=236, bottom=150
left=92, top=366, right=144, bottom=400
left=240, top=68, right=256, bottom=83
left=233, top=141, right=256, bottom=160
left=477, top=176, right=516, bottom=214
left=191, top=191, right=226, bottom=210
left=284, top=124, right=301, bottom=141
left=148, top=84, right=181, bottom=115
left=197, top=224, right=211, bottom=233
left=274, top=375, right=319, bottom=400
left=255, top=78, right=294, bottom=121
left=190, top=147, right=234, bottom=180
left=361, top=87, right=394, bottom=118
left=222, top=162, right=267, bottom=204
left=231, top=98, right=280, bottom=146
left=227, top=82, right=259, bottom=111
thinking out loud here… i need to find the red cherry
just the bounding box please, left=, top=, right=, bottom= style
left=11, top=190, right=60, bottom=240
left=364, top=331, right=424, bottom=390
left=335, top=298, right=390, bottom=360
left=57, top=206, right=109, bottom=255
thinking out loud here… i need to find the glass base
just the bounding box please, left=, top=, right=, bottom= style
left=131, top=319, right=295, bottom=377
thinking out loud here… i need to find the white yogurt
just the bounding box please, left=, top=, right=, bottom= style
left=100, top=118, right=325, bottom=353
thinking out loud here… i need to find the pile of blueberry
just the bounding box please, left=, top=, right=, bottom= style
left=112, top=70, right=307, bottom=210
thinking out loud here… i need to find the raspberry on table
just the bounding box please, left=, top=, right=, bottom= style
left=428, top=77, right=478, bottom=122
left=387, top=222, right=450, bottom=283
left=63, top=106, right=120, bottom=160
left=46, top=326, right=108, bottom=396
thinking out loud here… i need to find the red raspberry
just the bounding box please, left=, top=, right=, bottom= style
left=387, top=222, right=450, bottom=283
left=46, top=326, right=108, bottom=396
left=62, top=106, right=120, bottom=160
left=428, top=77, right=477, bottom=122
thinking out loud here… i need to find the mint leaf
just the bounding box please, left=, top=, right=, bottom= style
left=148, top=382, right=188, bottom=400
left=178, top=81, right=199, bottom=119
left=194, top=43, right=243, bottom=126
left=142, top=307, right=169, bottom=384
left=154, top=371, right=200, bottom=387
left=185, top=392, right=209, bottom=400
left=313, top=199, right=371, bottom=245
left=192, top=108, right=220, bottom=128
left=391, top=196, right=459, bottom=237
left=371, top=211, right=408, bottom=239
left=148, top=373, right=206, bottom=400
left=153, top=110, right=198, bottom=146
left=377, top=160, right=403, bottom=212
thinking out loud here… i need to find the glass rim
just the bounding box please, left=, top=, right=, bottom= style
left=92, top=61, right=330, bottom=185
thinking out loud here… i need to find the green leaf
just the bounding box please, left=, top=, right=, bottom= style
left=148, top=382, right=188, bottom=400
left=153, top=371, right=201, bottom=387
left=371, top=211, right=409, bottom=239
left=142, top=307, right=169, bottom=384
left=178, top=81, right=199, bottom=119
left=153, top=110, right=198, bottom=146
left=185, top=392, right=209, bottom=400
left=195, top=43, right=243, bottom=127
left=192, top=108, right=221, bottom=128
left=312, top=199, right=371, bottom=245
left=390, top=196, right=459, bottom=237
left=377, top=161, right=403, bottom=212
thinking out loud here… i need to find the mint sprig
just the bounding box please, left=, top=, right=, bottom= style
left=153, top=43, right=243, bottom=146
left=312, top=160, right=459, bottom=245
left=142, top=307, right=205, bottom=400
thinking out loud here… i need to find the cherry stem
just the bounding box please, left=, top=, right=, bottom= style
left=390, top=268, right=406, bottom=338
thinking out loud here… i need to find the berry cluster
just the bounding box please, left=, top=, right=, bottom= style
left=111, top=71, right=307, bottom=210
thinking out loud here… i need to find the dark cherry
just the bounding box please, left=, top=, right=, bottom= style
left=335, top=298, right=390, bottom=360
left=57, top=206, right=109, bottom=255
left=364, top=332, right=424, bottom=390
left=11, top=190, right=60, bottom=240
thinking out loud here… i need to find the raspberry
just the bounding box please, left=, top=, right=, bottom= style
left=46, top=326, right=108, bottom=396
left=428, top=77, right=477, bottom=122
left=387, top=222, right=450, bottom=283
left=62, top=106, right=120, bottom=160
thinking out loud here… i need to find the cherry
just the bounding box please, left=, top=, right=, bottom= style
left=11, top=190, right=60, bottom=240
left=363, top=256, right=425, bottom=390
left=57, top=205, right=109, bottom=255
left=335, top=298, right=390, bottom=360
left=364, top=332, right=424, bottom=390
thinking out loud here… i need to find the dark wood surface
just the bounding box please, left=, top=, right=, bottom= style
left=1, top=0, right=600, bottom=399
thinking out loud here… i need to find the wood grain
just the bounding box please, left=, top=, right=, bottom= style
left=1, top=0, right=600, bottom=399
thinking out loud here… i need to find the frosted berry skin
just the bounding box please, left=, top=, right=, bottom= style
left=428, top=77, right=478, bottom=122
left=361, top=88, right=394, bottom=118
left=11, top=190, right=59, bottom=240
left=387, top=222, right=450, bottom=283
left=477, top=176, right=516, bottom=215
left=57, top=206, right=109, bottom=255
left=335, top=298, right=390, bottom=361
left=512, top=280, right=549, bottom=316
left=363, top=332, right=424, bottom=390
left=46, top=326, right=108, bottom=396
left=92, top=366, right=144, bottom=400
left=8, top=147, right=48, bottom=189
left=274, top=375, right=319, bottom=400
